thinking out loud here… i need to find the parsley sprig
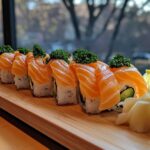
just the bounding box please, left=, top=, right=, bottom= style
left=33, top=44, right=46, bottom=58
left=18, top=48, right=31, bottom=55
left=73, top=48, right=98, bottom=64
left=0, top=45, right=14, bottom=54
left=50, top=49, right=70, bottom=63
left=109, top=54, right=131, bottom=68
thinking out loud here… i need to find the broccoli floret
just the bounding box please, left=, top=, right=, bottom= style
left=18, top=48, right=31, bottom=55
left=33, top=44, right=46, bottom=58
left=109, top=54, right=131, bottom=68
left=50, top=49, right=70, bottom=63
left=0, top=45, right=14, bottom=54
left=73, top=48, right=98, bottom=64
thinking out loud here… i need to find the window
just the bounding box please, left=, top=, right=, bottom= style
left=0, top=0, right=3, bottom=44
left=15, top=0, right=150, bottom=72
left=15, top=0, right=72, bottom=51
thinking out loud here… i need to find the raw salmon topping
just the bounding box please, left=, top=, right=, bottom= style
left=0, top=53, right=15, bottom=71
left=12, top=53, right=28, bottom=76
left=28, top=57, right=51, bottom=84
left=73, top=63, right=99, bottom=98
left=49, top=59, right=77, bottom=87
left=96, top=61, right=120, bottom=111
left=112, top=66, right=148, bottom=98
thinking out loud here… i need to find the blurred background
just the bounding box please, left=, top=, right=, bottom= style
left=0, top=0, right=150, bottom=73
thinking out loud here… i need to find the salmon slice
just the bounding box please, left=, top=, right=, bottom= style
left=26, top=52, right=34, bottom=63
left=0, top=53, right=15, bottom=71
left=111, top=66, right=148, bottom=98
left=28, top=56, right=51, bottom=84
left=12, top=53, right=28, bottom=76
left=72, top=63, right=99, bottom=99
left=12, top=51, right=34, bottom=77
left=49, top=59, right=77, bottom=87
left=95, top=61, right=120, bottom=111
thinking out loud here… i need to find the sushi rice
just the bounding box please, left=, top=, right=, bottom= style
left=14, top=75, right=30, bottom=89
left=30, top=80, right=52, bottom=97
left=56, top=84, right=78, bottom=105
left=1, top=70, right=14, bottom=84
left=79, top=96, right=100, bottom=114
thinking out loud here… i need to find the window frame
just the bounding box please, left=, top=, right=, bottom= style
left=2, top=0, right=16, bottom=49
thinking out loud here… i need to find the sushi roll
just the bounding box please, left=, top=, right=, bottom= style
left=49, top=49, right=78, bottom=105
left=95, top=61, right=121, bottom=112
left=72, top=49, right=100, bottom=114
left=109, top=54, right=148, bottom=103
left=11, top=48, right=31, bottom=89
left=28, top=44, right=52, bottom=97
left=0, top=45, right=15, bottom=84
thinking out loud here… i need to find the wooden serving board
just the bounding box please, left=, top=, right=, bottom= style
left=0, top=84, right=150, bottom=150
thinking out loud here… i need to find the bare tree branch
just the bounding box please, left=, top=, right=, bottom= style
left=128, top=0, right=150, bottom=18
left=133, top=0, right=150, bottom=9
left=94, top=0, right=110, bottom=20
left=138, top=0, right=150, bottom=13
left=94, top=0, right=117, bottom=40
left=62, top=0, right=70, bottom=10
left=105, top=0, right=130, bottom=62
left=62, top=0, right=81, bottom=40
left=85, top=0, right=109, bottom=38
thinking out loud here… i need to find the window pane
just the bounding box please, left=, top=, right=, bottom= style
left=15, top=0, right=72, bottom=51
left=15, top=0, right=150, bottom=73
left=0, top=0, right=3, bottom=45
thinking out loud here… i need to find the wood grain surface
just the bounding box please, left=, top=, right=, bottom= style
left=0, top=84, right=150, bottom=150
left=0, top=117, right=48, bottom=150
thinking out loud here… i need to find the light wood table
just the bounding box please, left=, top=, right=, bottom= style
left=0, top=117, right=48, bottom=150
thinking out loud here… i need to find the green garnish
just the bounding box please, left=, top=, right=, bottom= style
left=33, top=44, right=46, bottom=58
left=18, top=48, right=31, bottom=55
left=0, top=45, right=14, bottom=54
left=109, top=54, right=131, bottom=68
left=50, top=49, right=70, bottom=63
left=0, top=46, right=2, bottom=54
left=73, top=48, right=98, bottom=64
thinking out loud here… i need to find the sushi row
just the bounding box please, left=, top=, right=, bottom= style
left=0, top=45, right=148, bottom=114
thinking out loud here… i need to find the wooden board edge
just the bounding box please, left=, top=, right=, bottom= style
left=0, top=97, right=102, bottom=150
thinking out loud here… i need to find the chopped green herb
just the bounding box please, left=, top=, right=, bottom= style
left=0, top=45, right=14, bottom=54
left=33, top=44, right=46, bottom=58
left=0, top=46, right=2, bottom=54
left=73, top=48, right=98, bottom=64
left=18, top=48, right=31, bottom=55
left=109, top=54, right=131, bottom=68
left=50, top=49, right=70, bottom=63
